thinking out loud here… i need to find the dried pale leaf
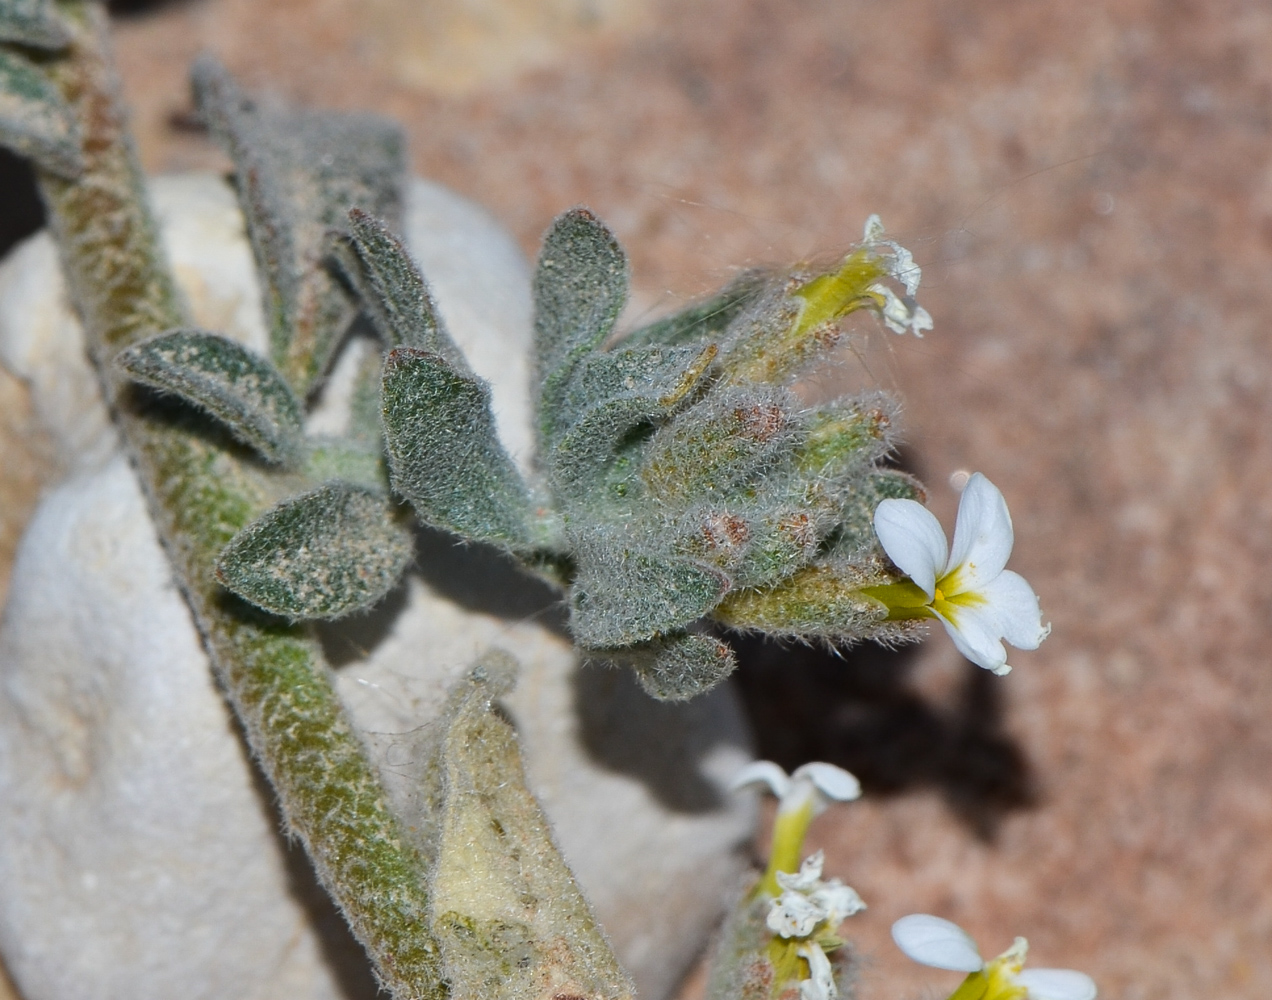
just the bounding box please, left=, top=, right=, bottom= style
left=381, top=347, right=532, bottom=547
left=117, top=328, right=303, bottom=464
left=430, top=654, right=635, bottom=1000
left=0, top=46, right=80, bottom=177
left=216, top=482, right=413, bottom=619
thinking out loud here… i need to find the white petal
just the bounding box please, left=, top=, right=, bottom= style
left=810, top=879, right=866, bottom=924
left=793, top=762, right=862, bottom=803
left=768, top=891, right=824, bottom=938
left=730, top=760, right=792, bottom=798
left=891, top=914, right=984, bottom=973
left=889, top=244, right=922, bottom=296
left=874, top=498, right=947, bottom=599
left=946, top=473, right=1013, bottom=589
left=777, top=850, right=825, bottom=891
left=934, top=604, right=1011, bottom=675
left=798, top=942, right=837, bottom=1000
left=1016, top=969, right=1098, bottom=1000
left=862, top=214, right=885, bottom=243
left=979, top=570, right=1049, bottom=650
left=907, top=303, right=933, bottom=336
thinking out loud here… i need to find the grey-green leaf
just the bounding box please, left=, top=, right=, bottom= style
left=216, top=482, right=413, bottom=619
left=0, top=0, right=68, bottom=49
left=569, top=528, right=728, bottom=647
left=0, top=46, right=80, bottom=177
left=339, top=208, right=466, bottom=368
left=621, top=271, right=766, bottom=348
left=192, top=56, right=406, bottom=395
left=614, top=633, right=738, bottom=702
left=117, top=328, right=303, bottom=464
left=533, top=207, right=629, bottom=445
left=381, top=347, right=532, bottom=548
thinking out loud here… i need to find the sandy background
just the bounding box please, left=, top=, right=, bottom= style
left=3, top=0, right=1271, bottom=997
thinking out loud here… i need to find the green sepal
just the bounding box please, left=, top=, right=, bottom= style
left=116, top=328, right=304, bottom=465
left=0, top=46, right=81, bottom=177
left=381, top=346, right=533, bottom=548
left=338, top=209, right=467, bottom=368
left=824, top=468, right=925, bottom=558
left=794, top=394, right=895, bottom=478
left=639, top=385, right=797, bottom=504
left=713, top=562, right=910, bottom=640
left=192, top=55, right=405, bottom=396
left=569, top=528, right=728, bottom=647
left=533, top=207, right=629, bottom=446
left=548, top=343, right=717, bottom=503
left=215, top=482, right=413, bottom=620
left=0, top=0, right=68, bottom=49
left=616, top=632, right=738, bottom=702
left=621, top=270, right=765, bottom=348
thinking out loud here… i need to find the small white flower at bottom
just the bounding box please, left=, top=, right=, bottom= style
left=891, top=914, right=1096, bottom=1000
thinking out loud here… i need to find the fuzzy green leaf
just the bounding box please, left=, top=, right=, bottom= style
left=381, top=347, right=533, bottom=547
left=0, top=46, right=80, bottom=176
left=429, top=655, right=636, bottom=1000
left=117, top=328, right=304, bottom=464
left=533, top=207, right=629, bottom=444
left=192, top=56, right=406, bottom=395
left=569, top=528, right=728, bottom=647
left=0, top=0, right=68, bottom=48
left=618, top=632, right=738, bottom=702
left=622, top=271, right=766, bottom=348
left=216, top=482, right=413, bottom=619
left=337, top=208, right=468, bottom=367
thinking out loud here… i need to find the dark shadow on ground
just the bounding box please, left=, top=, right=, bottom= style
left=0, top=149, right=44, bottom=260
left=729, top=633, right=1037, bottom=840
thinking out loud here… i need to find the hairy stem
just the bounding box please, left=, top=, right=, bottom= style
left=37, top=3, right=445, bottom=995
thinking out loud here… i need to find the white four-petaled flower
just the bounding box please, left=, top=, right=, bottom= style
left=892, top=914, right=1097, bottom=1000
left=872, top=472, right=1049, bottom=675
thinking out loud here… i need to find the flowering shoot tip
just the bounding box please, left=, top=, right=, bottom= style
left=892, top=915, right=1097, bottom=1000
left=865, top=472, right=1049, bottom=674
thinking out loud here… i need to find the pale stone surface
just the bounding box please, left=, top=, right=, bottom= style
left=0, top=174, right=755, bottom=1000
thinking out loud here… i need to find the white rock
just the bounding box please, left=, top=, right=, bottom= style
left=0, top=174, right=756, bottom=1000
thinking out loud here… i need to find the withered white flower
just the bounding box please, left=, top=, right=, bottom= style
left=768, top=889, right=825, bottom=938
left=892, top=914, right=1097, bottom=1000
left=766, top=850, right=866, bottom=940
left=797, top=942, right=837, bottom=1000
left=862, top=214, right=933, bottom=336
left=870, top=472, right=1049, bottom=674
